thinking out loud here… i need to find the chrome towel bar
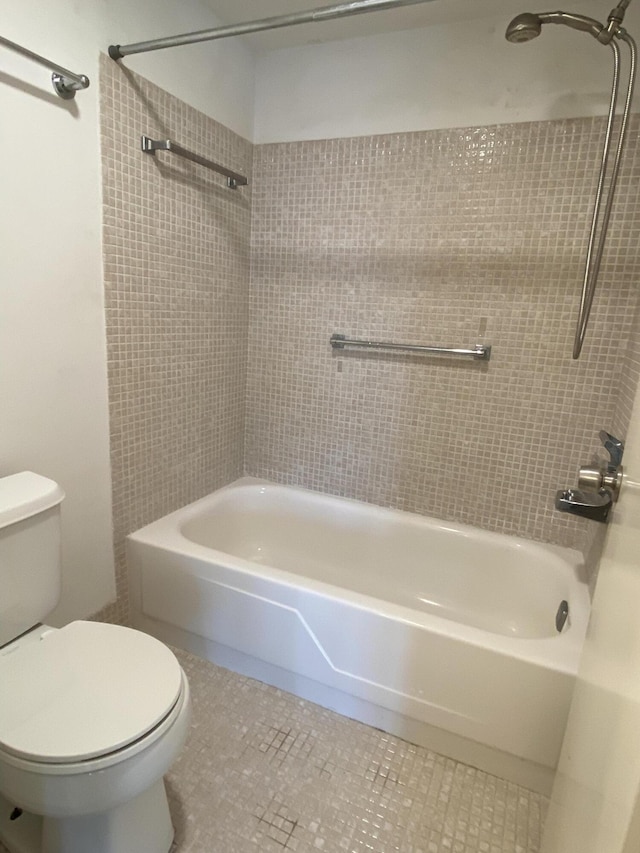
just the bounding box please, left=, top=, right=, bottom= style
left=330, top=334, right=492, bottom=361
left=141, top=136, right=249, bottom=190
left=0, top=34, right=89, bottom=99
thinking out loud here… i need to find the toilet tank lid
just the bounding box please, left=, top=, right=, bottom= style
left=0, top=472, right=65, bottom=530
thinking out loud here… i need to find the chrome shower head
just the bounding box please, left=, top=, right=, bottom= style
left=505, top=10, right=606, bottom=43
left=506, top=12, right=542, bottom=42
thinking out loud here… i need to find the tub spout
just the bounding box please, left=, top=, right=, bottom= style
left=555, top=488, right=612, bottom=522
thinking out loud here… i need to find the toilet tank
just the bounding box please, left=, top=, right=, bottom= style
left=0, top=472, right=65, bottom=647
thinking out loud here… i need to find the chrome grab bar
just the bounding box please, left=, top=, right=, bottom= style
left=0, top=34, right=89, bottom=99
left=330, top=334, right=491, bottom=361
left=141, top=136, right=249, bottom=190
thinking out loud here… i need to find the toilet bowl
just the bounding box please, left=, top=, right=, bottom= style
left=0, top=621, right=191, bottom=853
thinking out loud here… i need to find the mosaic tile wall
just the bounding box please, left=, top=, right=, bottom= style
left=98, top=55, right=252, bottom=624
left=613, top=270, right=640, bottom=437
left=247, top=117, right=640, bottom=549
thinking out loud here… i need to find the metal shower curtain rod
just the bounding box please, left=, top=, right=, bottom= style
left=108, top=0, right=435, bottom=59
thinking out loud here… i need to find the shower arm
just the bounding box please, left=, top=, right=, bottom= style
left=573, top=39, right=621, bottom=357
left=538, top=10, right=605, bottom=38
left=573, top=31, right=636, bottom=358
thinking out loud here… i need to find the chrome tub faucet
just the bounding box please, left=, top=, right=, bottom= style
left=555, top=430, right=624, bottom=523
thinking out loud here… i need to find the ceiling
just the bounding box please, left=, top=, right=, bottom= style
left=204, top=0, right=512, bottom=51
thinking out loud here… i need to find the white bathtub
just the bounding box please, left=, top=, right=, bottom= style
left=127, top=478, right=589, bottom=794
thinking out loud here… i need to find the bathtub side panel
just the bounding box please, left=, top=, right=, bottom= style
left=129, top=540, right=574, bottom=769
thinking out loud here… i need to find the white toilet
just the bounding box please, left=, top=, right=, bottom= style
left=0, top=472, right=191, bottom=853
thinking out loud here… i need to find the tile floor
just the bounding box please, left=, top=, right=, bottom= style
left=0, top=647, right=547, bottom=853
left=166, top=649, right=547, bottom=853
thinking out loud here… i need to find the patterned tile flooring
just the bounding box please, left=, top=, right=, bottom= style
left=166, top=649, right=547, bottom=853
left=0, top=647, right=547, bottom=853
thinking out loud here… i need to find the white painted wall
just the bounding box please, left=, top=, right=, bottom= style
left=254, top=1, right=640, bottom=143
left=1, top=0, right=254, bottom=625
left=103, top=0, right=256, bottom=140
left=541, top=380, right=640, bottom=853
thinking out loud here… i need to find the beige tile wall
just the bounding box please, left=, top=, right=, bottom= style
left=247, top=118, right=640, bottom=549
left=613, top=270, right=640, bottom=437
left=98, top=56, right=252, bottom=624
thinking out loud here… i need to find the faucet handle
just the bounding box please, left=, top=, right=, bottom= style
left=599, top=430, right=624, bottom=469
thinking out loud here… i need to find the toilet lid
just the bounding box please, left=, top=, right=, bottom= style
left=0, top=621, right=183, bottom=763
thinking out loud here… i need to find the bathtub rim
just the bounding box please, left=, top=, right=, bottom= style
left=127, top=477, right=590, bottom=675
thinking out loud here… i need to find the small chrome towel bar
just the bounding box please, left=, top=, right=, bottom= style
left=141, top=136, right=249, bottom=189
left=0, top=34, right=89, bottom=99
left=330, top=334, right=491, bottom=361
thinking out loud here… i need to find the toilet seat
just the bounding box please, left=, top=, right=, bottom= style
left=0, top=621, right=183, bottom=764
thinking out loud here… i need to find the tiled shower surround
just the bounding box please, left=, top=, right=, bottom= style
left=247, top=120, right=640, bottom=546
left=99, top=56, right=252, bottom=624
left=99, top=58, right=640, bottom=625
